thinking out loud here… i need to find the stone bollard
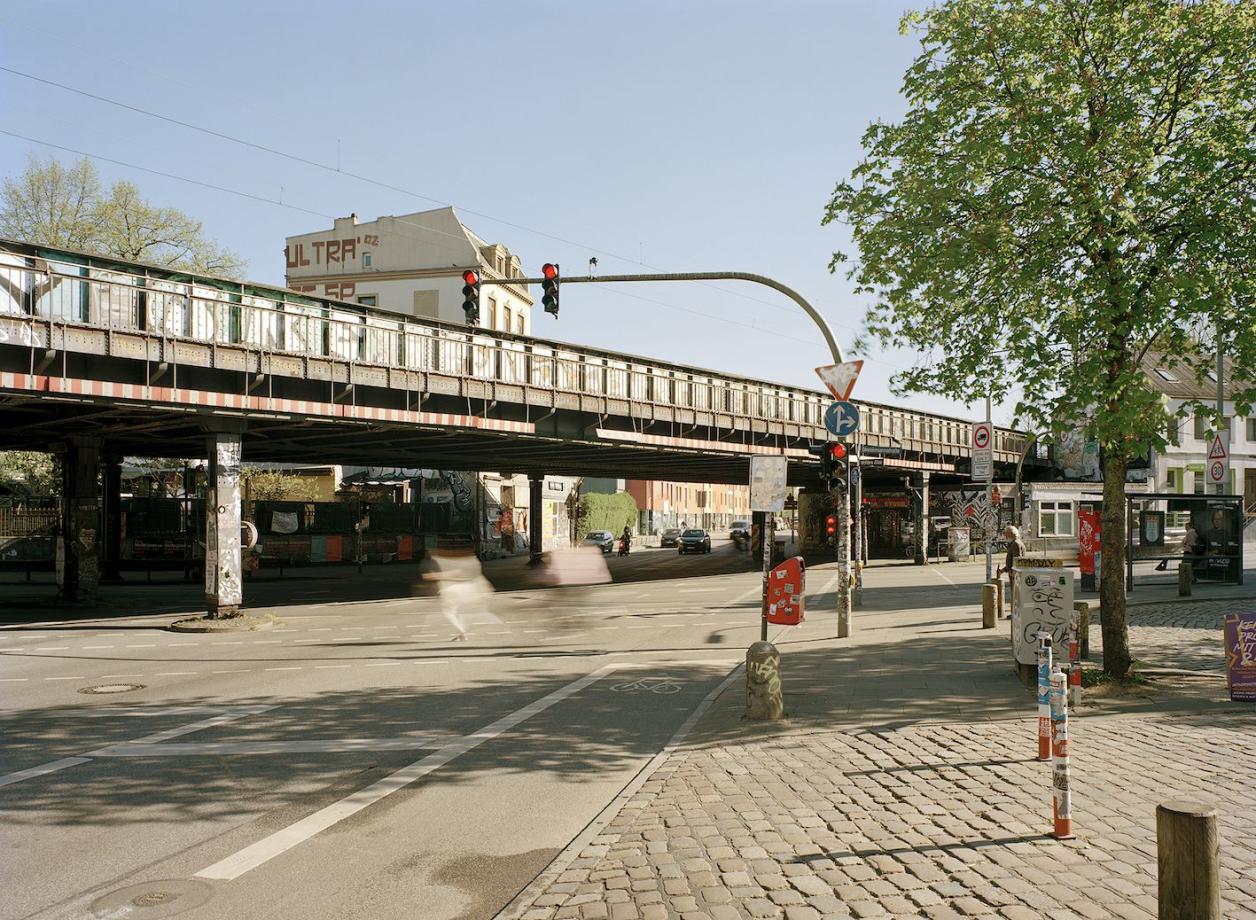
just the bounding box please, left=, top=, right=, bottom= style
left=1178, top=562, right=1192, bottom=597
left=1156, top=800, right=1220, bottom=920
left=1074, top=601, right=1090, bottom=660
left=745, top=641, right=784, bottom=721
left=981, top=584, right=996, bottom=629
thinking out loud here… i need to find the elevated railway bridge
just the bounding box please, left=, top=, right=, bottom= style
left=0, top=239, right=1043, bottom=610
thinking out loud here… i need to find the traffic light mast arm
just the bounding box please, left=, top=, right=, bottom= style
left=477, top=271, right=844, bottom=364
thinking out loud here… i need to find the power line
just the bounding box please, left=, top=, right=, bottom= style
left=0, top=127, right=893, bottom=363
left=0, top=62, right=863, bottom=333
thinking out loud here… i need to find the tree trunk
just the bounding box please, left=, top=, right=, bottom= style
left=1099, top=448, right=1132, bottom=676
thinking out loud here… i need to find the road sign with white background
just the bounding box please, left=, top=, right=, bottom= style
left=749, top=455, right=788, bottom=513
left=971, top=422, right=993, bottom=482
left=815, top=360, right=864, bottom=401
left=1207, top=431, right=1230, bottom=488
left=824, top=401, right=860, bottom=437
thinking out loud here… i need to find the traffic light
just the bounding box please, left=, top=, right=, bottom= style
left=461, top=269, right=481, bottom=325
left=541, top=262, right=559, bottom=317
left=824, top=513, right=838, bottom=544
left=826, top=442, right=849, bottom=492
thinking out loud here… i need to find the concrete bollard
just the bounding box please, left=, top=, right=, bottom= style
left=745, top=641, right=784, bottom=721
left=1156, top=800, right=1221, bottom=920
left=982, top=583, right=997, bottom=629
left=1037, top=632, right=1052, bottom=761
left=1074, top=601, right=1090, bottom=660
left=1178, top=562, right=1192, bottom=597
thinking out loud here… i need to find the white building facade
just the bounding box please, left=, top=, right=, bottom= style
left=284, top=207, right=535, bottom=334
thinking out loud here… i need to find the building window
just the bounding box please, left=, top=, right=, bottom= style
left=1193, top=471, right=1205, bottom=494
left=1039, top=501, right=1074, bottom=537
left=514, top=313, right=525, bottom=335
left=363, top=253, right=372, bottom=268
left=357, top=295, right=377, bottom=307
left=1166, top=468, right=1183, bottom=493
left=1194, top=414, right=1207, bottom=440
left=486, top=296, right=497, bottom=328
left=1153, top=368, right=1177, bottom=382
left=1166, top=416, right=1180, bottom=446
left=1247, top=417, right=1256, bottom=443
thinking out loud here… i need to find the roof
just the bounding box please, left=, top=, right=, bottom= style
left=1142, top=352, right=1236, bottom=400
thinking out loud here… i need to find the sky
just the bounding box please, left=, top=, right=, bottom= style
left=0, top=0, right=1009, bottom=425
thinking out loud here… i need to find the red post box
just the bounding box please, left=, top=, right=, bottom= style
left=766, top=556, right=805, bottom=625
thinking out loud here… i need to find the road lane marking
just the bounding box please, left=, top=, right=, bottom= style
left=926, top=565, right=957, bottom=586
left=0, top=677, right=29, bottom=682
left=126, top=644, right=157, bottom=648
left=83, top=645, right=115, bottom=649
left=194, top=663, right=622, bottom=881
left=0, top=757, right=92, bottom=788
left=264, top=667, right=301, bottom=672
left=155, top=672, right=197, bottom=676
left=313, top=664, right=351, bottom=670
left=212, top=669, right=250, bottom=674
left=91, top=737, right=448, bottom=757
left=45, top=676, right=86, bottom=681
left=34, top=646, right=68, bottom=651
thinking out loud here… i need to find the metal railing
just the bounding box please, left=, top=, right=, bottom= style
left=0, top=242, right=1027, bottom=457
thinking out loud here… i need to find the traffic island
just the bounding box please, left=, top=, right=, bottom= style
left=168, top=613, right=282, bottom=633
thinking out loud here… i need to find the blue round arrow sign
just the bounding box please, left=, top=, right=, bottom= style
left=824, top=401, right=860, bottom=437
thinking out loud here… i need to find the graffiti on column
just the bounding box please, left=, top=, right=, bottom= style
left=444, top=471, right=474, bottom=512
left=218, top=438, right=243, bottom=608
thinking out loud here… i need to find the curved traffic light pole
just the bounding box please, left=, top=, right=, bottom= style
left=479, top=269, right=854, bottom=638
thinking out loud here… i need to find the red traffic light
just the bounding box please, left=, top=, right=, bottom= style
left=825, top=514, right=837, bottom=535
left=829, top=443, right=848, bottom=461
left=462, top=270, right=479, bottom=286
left=541, top=262, right=558, bottom=280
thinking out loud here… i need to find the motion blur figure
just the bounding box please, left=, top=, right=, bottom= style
left=424, top=547, right=496, bottom=641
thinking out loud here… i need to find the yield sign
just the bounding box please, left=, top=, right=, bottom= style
left=815, top=360, right=864, bottom=400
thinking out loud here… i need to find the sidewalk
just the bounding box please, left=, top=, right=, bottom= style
left=503, top=565, right=1256, bottom=920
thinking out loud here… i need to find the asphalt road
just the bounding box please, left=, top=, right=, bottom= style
left=1, top=543, right=841, bottom=920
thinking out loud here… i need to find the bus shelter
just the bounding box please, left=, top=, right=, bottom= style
left=1123, top=492, right=1245, bottom=590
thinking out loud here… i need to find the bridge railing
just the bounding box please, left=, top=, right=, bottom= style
left=0, top=246, right=1025, bottom=457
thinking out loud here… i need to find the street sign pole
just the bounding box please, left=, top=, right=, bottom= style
left=853, top=427, right=863, bottom=607
left=985, top=395, right=993, bottom=584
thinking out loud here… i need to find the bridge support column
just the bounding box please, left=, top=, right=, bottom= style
left=913, top=471, right=930, bottom=565
left=204, top=430, right=243, bottom=618
left=60, top=439, right=101, bottom=602
left=101, top=453, right=123, bottom=583
left=528, top=474, right=543, bottom=566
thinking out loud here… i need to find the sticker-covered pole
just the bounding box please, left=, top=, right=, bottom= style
left=1037, top=631, right=1053, bottom=761
left=1049, top=667, right=1074, bottom=839
left=1068, top=616, right=1082, bottom=709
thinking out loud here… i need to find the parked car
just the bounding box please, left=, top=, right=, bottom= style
left=729, top=520, right=751, bottom=540
left=583, top=530, right=614, bottom=554
left=678, top=528, right=712, bottom=555
left=660, top=527, right=683, bottom=547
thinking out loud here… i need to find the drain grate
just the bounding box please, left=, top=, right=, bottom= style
left=78, top=683, right=145, bottom=695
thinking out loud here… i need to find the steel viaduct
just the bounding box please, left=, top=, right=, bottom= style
left=0, top=239, right=1045, bottom=612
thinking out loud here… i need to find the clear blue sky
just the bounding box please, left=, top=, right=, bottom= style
left=0, top=0, right=1006, bottom=424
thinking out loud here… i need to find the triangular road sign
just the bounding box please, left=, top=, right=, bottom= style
left=1209, top=433, right=1229, bottom=460
left=815, top=360, right=864, bottom=401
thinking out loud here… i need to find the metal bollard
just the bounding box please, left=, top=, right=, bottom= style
left=745, top=641, right=784, bottom=721
left=995, top=578, right=1004, bottom=619
left=1074, top=601, right=1090, bottom=659
left=1049, top=667, right=1074, bottom=839
left=1156, top=800, right=1220, bottom=920
left=1037, top=632, right=1052, bottom=761
left=982, top=583, right=996, bottom=629
left=1178, top=562, right=1192, bottom=597
left=1068, top=616, right=1082, bottom=709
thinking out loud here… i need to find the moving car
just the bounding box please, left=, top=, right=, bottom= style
left=678, top=528, right=712, bottom=555
left=729, top=520, right=750, bottom=540
left=583, top=530, right=615, bottom=554
left=659, top=527, right=683, bottom=547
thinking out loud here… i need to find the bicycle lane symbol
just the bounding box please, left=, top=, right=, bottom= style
left=610, top=677, right=683, bottom=694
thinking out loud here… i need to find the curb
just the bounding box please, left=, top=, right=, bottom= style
left=494, top=662, right=746, bottom=920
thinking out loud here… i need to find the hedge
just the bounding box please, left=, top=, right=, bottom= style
left=575, top=492, right=639, bottom=542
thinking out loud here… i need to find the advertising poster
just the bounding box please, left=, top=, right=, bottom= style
left=1077, top=508, right=1100, bottom=591
left=1224, top=612, right=1256, bottom=702
left=749, top=456, right=788, bottom=513
left=1012, top=568, right=1075, bottom=666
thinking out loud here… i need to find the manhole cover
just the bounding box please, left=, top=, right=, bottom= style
left=90, top=879, right=212, bottom=917
left=78, top=683, right=145, bottom=695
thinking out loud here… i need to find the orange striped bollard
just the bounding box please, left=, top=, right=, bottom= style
left=1049, top=667, right=1074, bottom=839
left=1036, top=631, right=1052, bottom=761
left=1068, top=619, right=1082, bottom=709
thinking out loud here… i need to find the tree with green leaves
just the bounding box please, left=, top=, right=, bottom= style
left=1, top=155, right=244, bottom=277
left=826, top=0, right=1255, bottom=676
left=0, top=451, right=57, bottom=496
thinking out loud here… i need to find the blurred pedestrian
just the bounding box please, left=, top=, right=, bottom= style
left=424, top=546, right=494, bottom=641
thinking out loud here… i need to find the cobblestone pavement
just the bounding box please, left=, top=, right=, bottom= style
left=1097, top=598, right=1256, bottom=673
left=511, top=713, right=1256, bottom=920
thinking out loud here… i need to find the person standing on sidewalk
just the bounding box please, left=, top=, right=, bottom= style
left=997, top=525, right=1027, bottom=614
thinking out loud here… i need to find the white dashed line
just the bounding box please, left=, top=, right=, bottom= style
left=45, top=676, right=85, bottom=681
left=126, top=644, right=157, bottom=648
left=83, top=645, right=115, bottom=649
left=34, top=646, right=69, bottom=651
left=365, top=662, right=401, bottom=667
left=264, top=667, right=301, bottom=672
left=314, top=664, right=351, bottom=670
left=156, top=671, right=197, bottom=676
left=0, top=677, right=29, bottom=682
